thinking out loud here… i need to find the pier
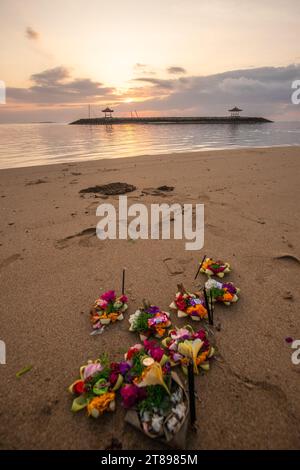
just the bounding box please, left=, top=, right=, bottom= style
left=70, top=116, right=272, bottom=125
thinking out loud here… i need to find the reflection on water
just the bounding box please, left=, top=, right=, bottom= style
left=0, top=121, right=300, bottom=169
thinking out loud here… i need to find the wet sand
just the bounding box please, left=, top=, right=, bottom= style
left=0, top=146, right=299, bottom=450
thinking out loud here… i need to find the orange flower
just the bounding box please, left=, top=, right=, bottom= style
left=196, top=350, right=209, bottom=365
left=223, top=293, right=233, bottom=302
left=186, top=304, right=207, bottom=318
left=155, top=326, right=166, bottom=337
left=87, top=392, right=115, bottom=416
left=108, top=312, right=119, bottom=323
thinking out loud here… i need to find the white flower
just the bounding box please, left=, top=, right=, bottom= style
left=171, top=387, right=183, bottom=404
left=172, top=403, right=186, bottom=421
left=128, top=310, right=141, bottom=331
left=205, top=278, right=223, bottom=290
left=166, top=415, right=178, bottom=433
left=151, top=414, right=164, bottom=433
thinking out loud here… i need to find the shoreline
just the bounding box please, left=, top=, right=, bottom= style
left=0, top=144, right=299, bottom=173
left=0, top=146, right=299, bottom=449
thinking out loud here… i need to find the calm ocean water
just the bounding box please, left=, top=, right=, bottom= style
left=0, top=121, right=300, bottom=170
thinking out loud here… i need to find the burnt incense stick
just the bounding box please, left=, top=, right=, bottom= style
left=210, top=290, right=214, bottom=325
left=203, top=287, right=213, bottom=325
left=122, top=268, right=126, bottom=295
left=194, top=254, right=207, bottom=280
left=188, top=361, right=196, bottom=426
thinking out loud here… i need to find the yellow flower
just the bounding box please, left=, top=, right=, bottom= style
left=178, top=339, right=203, bottom=374
left=137, top=362, right=170, bottom=395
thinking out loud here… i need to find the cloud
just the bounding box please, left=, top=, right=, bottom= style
left=133, top=77, right=174, bottom=89
left=7, top=66, right=116, bottom=105
left=125, top=64, right=300, bottom=119
left=25, top=27, right=39, bottom=41
left=4, top=63, right=300, bottom=121
left=31, top=67, right=70, bottom=85
left=167, top=66, right=186, bottom=75
left=133, top=63, right=156, bottom=76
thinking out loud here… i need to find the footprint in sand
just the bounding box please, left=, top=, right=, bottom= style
left=55, top=228, right=97, bottom=249
left=273, top=254, right=300, bottom=265
left=0, top=253, right=21, bottom=270
left=163, top=257, right=185, bottom=276
left=25, top=179, right=48, bottom=186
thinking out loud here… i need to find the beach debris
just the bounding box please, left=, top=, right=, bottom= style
left=197, top=256, right=231, bottom=278
left=141, top=186, right=174, bottom=196
left=90, top=290, right=128, bottom=334
left=285, top=337, right=294, bottom=344
left=68, top=356, right=127, bottom=418
left=204, top=279, right=240, bottom=306
left=129, top=301, right=171, bottom=340
left=157, top=185, right=174, bottom=192
left=16, top=365, right=33, bottom=378
left=169, top=284, right=208, bottom=321
left=79, top=182, right=136, bottom=195
left=162, top=325, right=214, bottom=375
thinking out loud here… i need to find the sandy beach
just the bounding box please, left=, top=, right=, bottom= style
left=0, top=146, right=300, bottom=450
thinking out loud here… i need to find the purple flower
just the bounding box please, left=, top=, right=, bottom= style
left=119, top=361, right=131, bottom=375
left=146, top=305, right=160, bottom=315
left=223, top=283, right=236, bottom=294
left=163, top=361, right=171, bottom=374
left=100, top=290, right=116, bottom=302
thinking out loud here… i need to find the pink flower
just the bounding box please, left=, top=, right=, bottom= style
left=83, top=363, right=103, bottom=381
left=143, top=339, right=164, bottom=362
left=119, top=295, right=128, bottom=303
left=100, top=290, right=116, bottom=302
left=96, top=298, right=108, bottom=309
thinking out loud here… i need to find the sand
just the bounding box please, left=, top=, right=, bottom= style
left=0, top=146, right=299, bottom=450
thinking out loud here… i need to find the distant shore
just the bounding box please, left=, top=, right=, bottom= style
left=70, top=116, right=272, bottom=125
left=0, top=146, right=299, bottom=450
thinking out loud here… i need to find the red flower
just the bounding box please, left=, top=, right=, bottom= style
left=127, top=347, right=140, bottom=360
left=176, top=300, right=186, bottom=311
left=73, top=380, right=85, bottom=395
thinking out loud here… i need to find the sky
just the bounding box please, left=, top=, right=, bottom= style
left=0, top=0, right=300, bottom=122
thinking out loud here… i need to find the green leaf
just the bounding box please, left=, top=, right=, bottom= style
left=71, top=395, right=89, bottom=412
left=16, top=365, right=33, bottom=378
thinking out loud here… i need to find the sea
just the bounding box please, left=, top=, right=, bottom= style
left=0, top=121, right=300, bottom=170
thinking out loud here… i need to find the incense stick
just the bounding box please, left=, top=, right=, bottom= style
left=194, top=254, right=207, bottom=280
left=210, top=290, right=214, bottom=325
left=203, top=287, right=213, bottom=325
left=122, top=268, right=126, bottom=295
left=188, top=361, right=196, bottom=426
